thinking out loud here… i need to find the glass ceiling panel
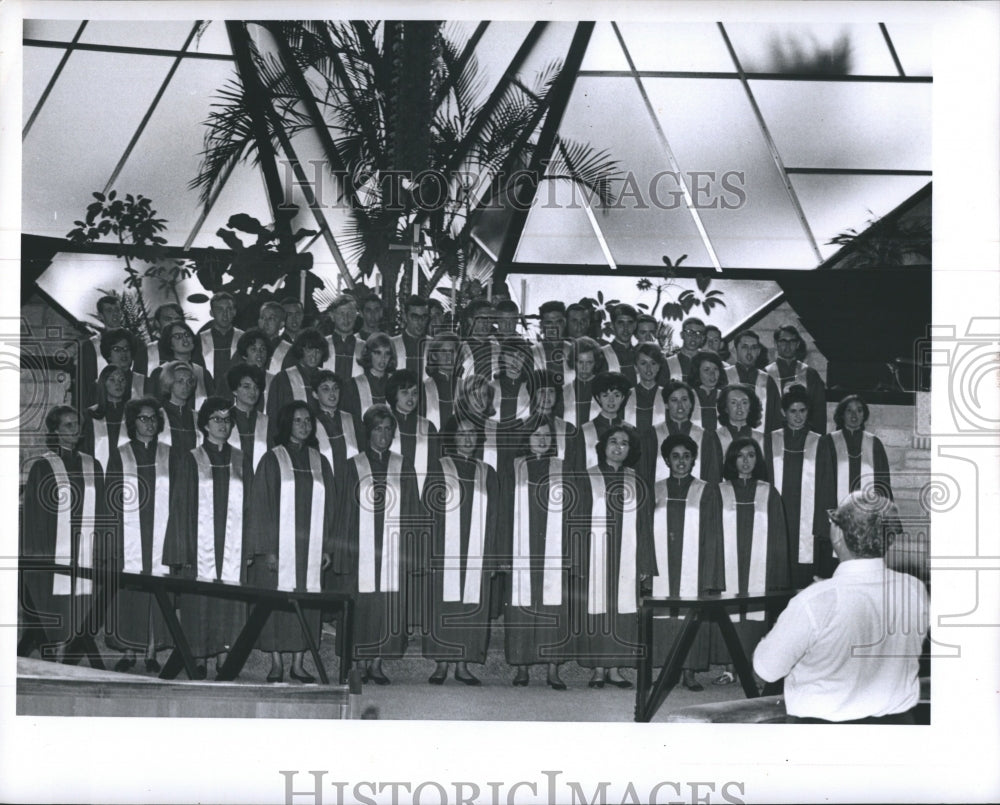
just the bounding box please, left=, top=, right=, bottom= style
left=22, top=45, right=66, bottom=127
left=22, top=50, right=174, bottom=239
left=190, top=20, right=235, bottom=56
left=543, top=75, right=713, bottom=267
left=790, top=174, right=931, bottom=261
left=514, top=180, right=610, bottom=265
left=752, top=80, right=931, bottom=171
left=23, top=19, right=84, bottom=41
left=465, top=21, right=535, bottom=105
left=882, top=23, right=932, bottom=77
left=186, top=162, right=271, bottom=250
left=511, top=21, right=576, bottom=87
left=724, top=22, right=898, bottom=75
left=642, top=77, right=818, bottom=268
left=615, top=22, right=736, bottom=72
left=579, top=23, right=630, bottom=71
left=78, top=20, right=194, bottom=52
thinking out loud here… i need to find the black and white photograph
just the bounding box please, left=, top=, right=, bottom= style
left=2, top=2, right=998, bottom=804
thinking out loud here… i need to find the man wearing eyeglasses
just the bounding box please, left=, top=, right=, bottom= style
left=390, top=295, right=430, bottom=379
left=732, top=329, right=783, bottom=433
left=661, top=317, right=707, bottom=384
left=753, top=491, right=927, bottom=724
left=765, top=324, right=827, bottom=434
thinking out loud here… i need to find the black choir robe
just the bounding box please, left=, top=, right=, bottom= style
left=163, top=401, right=198, bottom=459
left=461, top=337, right=499, bottom=378
left=230, top=406, right=271, bottom=479
left=105, top=439, right=175, bottom=650
left=313, top=407, right=365, bottom=478
left=650, top=476, right=724, bottom=668
left=535, top=339, right=571, bottom=383
left=81, top=401, right=126, bottom=472
left=163, top=442, right=248, bottom=658
left=695, top=386, right=721, bottom=431
left=602, top=340, right=637, bottom=384
left=79, top=335, right=149, bottom=410
left=569, top=462, right=655, bottom=668
left=814, top=428, right=892, bottom=578
left=202, top=327, right=239, bottom=399
left=628, top=382, right=664, bottom=434
left=767, top=358, right=827, bottom=434
left=498, top=455, right=574, bottom=665
left=247, top=442, right=335, bottom=652
left=394, top=332, right=426, bottom=378
left=566, top=413, right=622, bottom=474
left=638, top=419, right=723, bottom=488
left=709, top=478, right=791, bottom=663
left=561, top=377, right=596, bottom=427
left=421, top=455, right=500, bottom=664
left=327, top=332, right=363, bottom=383
left=266, top=363, right=319, bottom=440
left=341, top=370, right=388, bottom=420
left=19, top=449, right=107, bottom=650
left=332, top=448, right=424, bottom=659
left=420, top=371, right=456, bottom=429
left=494, top=373, right=532, bottom=423
left=764, top=426, right=822, bottom=588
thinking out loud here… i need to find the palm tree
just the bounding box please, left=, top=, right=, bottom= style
left=191, top=20, right=622, bottom=324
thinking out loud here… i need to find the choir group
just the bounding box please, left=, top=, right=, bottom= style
left=20, top=289, right=894, bottom=690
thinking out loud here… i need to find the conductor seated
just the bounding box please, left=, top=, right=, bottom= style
left=753, top=491, right=928, bottom=724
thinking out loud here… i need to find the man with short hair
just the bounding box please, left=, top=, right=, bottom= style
left=146, top=303, right=184, bottom=368
left=754, top=492, right=928, bottom=724
left=258, top=301, right=293, bottom=373
left=565, top=303, right=592, bottom=340
left=601, top=304, right=638, bottom=383
left=323, top=295, right=365, bottom=381
left=532, top=301, right=572, bottom=385
left=391, top=295, right=430, bottom=378
left=732, top=329, right=782, bottom=432
left=200, top=292, right=244, bottom=398
left=492, top=338, right=533, bottom=423
left=459, top=299, right=499, bottom=378
left=765, top=324, right=826, bottom=434
left=662, top=317, right=706, bottom=383
left=421, top=333, right=460, bottom=430
left=493, top=299, right=520, bottom=341
left=634, top=314, right=659, bottom=345
left=358, top=292, right=385, bottom=340
left=280, top=297, right=306, bottom=344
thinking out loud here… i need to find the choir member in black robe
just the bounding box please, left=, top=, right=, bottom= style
left=104, top=398, right=173, bottom=672
left=624, top=343, right=666, bottom=433
left=234, top=328, right=276, bottom=410
left=266, top=328, right=328, bottom=441
left=322, top=295, right=365, bottom=382
left=710, top=437, right=791, bottom=683
left=198, top=292, right=243, bottom=400
left=148, top=321, right=213, bottom=410
left=226, top=362, right=270, bottom=477
left=247, top=401, right=335, bottom=683
left=78, top=296, right=148, bottom=410
left=638, top=380, right=722, bottom=487
left=390, top=295, right=430, bottom=378
left=517, top=370, right=572, bottom=462
left=357, top=291, right=385, bottom=341
left=532, top=300, right=573, bottom=384
left=310, top=369, right=363, bottom=478
left=814, top=394, right=893, bottom=578
left=569, top=423, right=655, bottom=688
left=715, top=383, right=768, bottom=478
left=567, top=371, right=630, bottom=474
left=565, top=303, right=592, bottom=340
left=162, top=397, right=249, bottom=678
left=499, top=416, right=573, bottom=689
left=601, top=304, right=638, bottom=384
left=421, top=332, right=459, bottom=430
left=660, top=317, right=707, bottom=385
left=731, top=330, right=782, bottom=433
left=342, top=333, right=394, bottom=420
left=280, top=297, right=307, bottom=346
left=459, top=300, right=500, bottom=379
left=258, top=301, right=294, bottom=374
left=687, top=351, right=731, bottom=431
left=156, top=360, right=200, bottom=457
left=561, top=337, right=606, bottom=427
left=422, top=415, right=500, bottom=685
left=764, top=386, right=823, bottom=587
left=651, top=434, right=724, bottom=691
left=492, top=338, right=534, bottom=423
left=98, top=328, right=147, bottom=403
left=81, top=364, right=129, bottom=474
left=765, top=324, right=827, bottom=434
left=145, top=302, right=185, bottom=370
left=331, top=405, right=423, bottom=684
left=19, top=406, right=106, bottom=661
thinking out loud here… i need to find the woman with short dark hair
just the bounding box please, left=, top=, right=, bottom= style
left=266, top=328, right=330, bottom=441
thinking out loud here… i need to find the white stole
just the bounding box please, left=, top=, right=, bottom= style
left=460, top=339, right=499, bottom=378
left=227, top=410, right=269, bottom=470
left=553, top=417, right=568, bottom=459
left=719, top=480, right=769, bottom=621
left=129, top=373, right=145, bottom=400
left=830, top=430, right=876, bottom=556
left=313, top=411, right=358, bottom=475
left=511, top=457, right=564, bottom=607
left=665, top=353, right=684, bottom=381
left=586, top=466, right=639, bottom=615
left=355, top=452, right=404, bottom=593
left=146, top=341, right=160, bottom=369
left=354, top=374, right=375, bottom=415
left=724, top=364, right=740, bottom=385
left=623, top=385, right=666, bottom=427
left=422, top=376, right=442, bottom=429
left=601, top=343, right=621, bottom=373
left=192, top=445, right=244, bottom=584
left=402, top=415, right=431, bottom=495
left=285, top=365, right=308, bottom=402
left=192, top=364, right=209, bottom=411
left=771, top=428, right=820, bottom=563
left=91, top=334, right=106, bottom=374
left=652, top=478, right=705, bottom=604
left=440, top=457, right=488, bottom=604
left=323, top=335, right=365, bottom=378
left=272, top=445, right=324, bottom=592
left=200, top=328, right=242, bottom=378
left=532, top=341, right=574, bottom=383
left=118, top=442, right=171, bottom=575
left=581, top=421, right=599, bottom=465
left=561, top=382, right=599, bottom=427
left=482, top=420, right=498, bottom=469
left=267, top=340, right=291, bottom=374
left=689, top=399, right=703, bottom=427
left=47, top=452, right=97, bottom=595
left=717, top=425, right=765, bottom=458
left=489, top=379, right=531, bottom=422
left=90, top=414, right=128, bottom=474
left=766, top=360, right=809, bottom=394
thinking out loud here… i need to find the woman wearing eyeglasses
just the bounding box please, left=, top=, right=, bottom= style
left=163, top=397, right=251, bottom=680
left=247, top=401, right=335, bottom=683
left=105, top=397, right=174, bottom=673
left=148, top=321, right=214, bottom=409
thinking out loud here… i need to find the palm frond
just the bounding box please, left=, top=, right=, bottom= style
left=548, top=136, right=624, bottom=208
